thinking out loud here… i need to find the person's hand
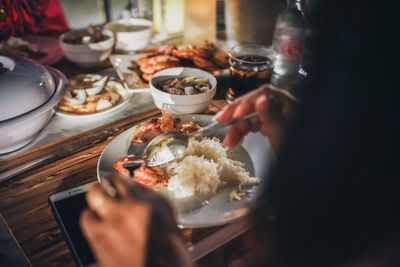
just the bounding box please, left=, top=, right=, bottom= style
left=214, top=84, right=297, bottom=152
left=80, top=173, right=193, bottom=267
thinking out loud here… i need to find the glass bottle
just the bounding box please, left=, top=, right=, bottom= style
left=271, top=0, right=305, bottom=91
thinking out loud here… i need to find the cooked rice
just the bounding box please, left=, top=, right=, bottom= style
left=165, top=137, right=259, bottom=198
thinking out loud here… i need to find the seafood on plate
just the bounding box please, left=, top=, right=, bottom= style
left=131, top=42, right=229, bottom=82
left=131, top=110, right=201, bottom=144
left=113, top=157, right=168, bottom=188
left=57, top=74, right=129, bottom=114
left=113, top=112, right=260, bottom=199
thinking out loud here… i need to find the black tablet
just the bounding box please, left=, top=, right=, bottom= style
left=49, top=182, right=97, bottom=267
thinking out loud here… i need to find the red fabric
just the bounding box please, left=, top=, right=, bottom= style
left=0, top=0, right=69, bottom=40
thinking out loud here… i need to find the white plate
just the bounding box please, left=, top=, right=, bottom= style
left=56, top=94, right=132, bottom=119
left=55, top=72, right=133, bottom=119
left=97, top=114, right=268, bottom=228
left=22, top=35, right=64, bottom=65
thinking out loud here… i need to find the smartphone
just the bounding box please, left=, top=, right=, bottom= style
left=49, top=182, right=98, bottom=267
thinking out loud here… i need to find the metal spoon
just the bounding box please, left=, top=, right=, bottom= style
left=140, top=111, right=257, bottom=167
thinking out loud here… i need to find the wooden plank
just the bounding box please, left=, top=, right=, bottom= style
left=0, top=101, right=227, bottom=266
left=0, top=108, right=161, bottom=181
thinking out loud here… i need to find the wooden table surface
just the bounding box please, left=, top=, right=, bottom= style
left=0, top=57, right=230, bottom=266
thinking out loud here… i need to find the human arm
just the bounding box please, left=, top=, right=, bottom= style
left=215, top=84, right=298, bottom=152
left=79, top=174, right=193, bottom=267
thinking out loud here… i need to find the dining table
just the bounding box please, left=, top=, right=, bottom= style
left=0, top=33, right=275, bottom=267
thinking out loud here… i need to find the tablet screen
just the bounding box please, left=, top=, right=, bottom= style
left=52, top=192, right=96, bottom=267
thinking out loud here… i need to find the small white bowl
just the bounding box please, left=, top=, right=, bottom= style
left=104, top=18, right=152, bottom=52
left=150, top=67, right=217, bottom=115
left=60, top=29, right=114, bottom=67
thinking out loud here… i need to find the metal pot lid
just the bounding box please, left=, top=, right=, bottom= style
left=0, top=55, right=56, bottom=122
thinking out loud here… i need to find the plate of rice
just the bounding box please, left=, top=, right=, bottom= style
left=97, top=114, right=266, bottom=228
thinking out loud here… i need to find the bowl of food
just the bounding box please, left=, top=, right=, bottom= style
left=0, top=55, right=67, bottom=154
left=104, top=18, right=152, bottom=52
left=60, top=25, right=114, bottom=67
left=149, top=67, right=217, bottom=114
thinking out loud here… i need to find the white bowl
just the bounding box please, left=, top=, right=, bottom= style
left=104, top=18, right=152, bottom=52
left=149, top=67, right=217, bottom=114
left=60, top=29, right=114, bottom=67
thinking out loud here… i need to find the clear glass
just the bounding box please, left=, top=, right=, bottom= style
left=226, top=44, right=275, bottom=103
left=183, top=0, right=216, bottom=45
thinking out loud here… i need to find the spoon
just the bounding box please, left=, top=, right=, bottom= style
left=137, top=111, right=257, bottom=167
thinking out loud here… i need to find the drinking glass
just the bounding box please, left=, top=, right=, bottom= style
left=227, top=44, right=275, bottom=103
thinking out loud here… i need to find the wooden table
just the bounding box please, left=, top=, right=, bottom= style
left=0, top=57, right=234, bottom=266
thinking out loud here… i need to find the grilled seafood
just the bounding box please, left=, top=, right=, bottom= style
left=131, top=110, right=180, bottom=144
left=113, top=157, right=168, bottom=187
left=171, top=48, right=195, bottom=60
left=192, top=56, right=219, bottom=71
left=138, top=55, right=180, bottom=80
left=146, top=55, right=180, bottom=65
left=133, top=42, right=229, bottom=82
left=114, top=111, right=202, bottom=188
left=140, top=62, right=179, bottom=74
left=175, top=121, right=202, bottom=133
left=191, top=43, right=215, bottom=58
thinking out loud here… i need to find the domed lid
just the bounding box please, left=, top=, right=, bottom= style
left=0, top=55, right=55, bottom=121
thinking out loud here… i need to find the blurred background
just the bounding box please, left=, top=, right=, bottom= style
left=59, top=0, right=226, bottom=32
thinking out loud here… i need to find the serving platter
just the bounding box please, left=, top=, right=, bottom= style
left=55, top=70, right=133, bottom=119
left=109, top=42, right=230, bottom=93
left=55, top=93, right=132, bottom=119
left=97, top=114, right=269, bottom=228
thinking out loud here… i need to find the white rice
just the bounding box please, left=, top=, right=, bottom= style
left=166, top=137, right=259, bottom=198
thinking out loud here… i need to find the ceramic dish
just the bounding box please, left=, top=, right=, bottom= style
left=149, top=67, right=217, bottom=114
left=104, top=18, right=153, bottom=52
left=97, top=114, right=265, bottom=228
left=56, top=95, right=131, bottom=119
left=60, top=29, right=114, bottom=67
left=55, top=79, right=132, bottom=119
left=0, top=55, right=67, bottom=154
